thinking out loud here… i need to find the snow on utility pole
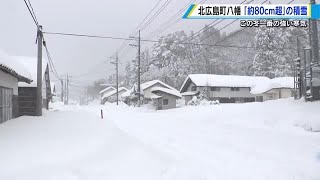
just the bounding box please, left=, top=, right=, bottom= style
left=110, top=53, right=119, bottom=105
left=36, top=25, right=43, bottom=116
left=137, top=30, right=141, bottom=107
left=129, top=30, right=141, bottom=107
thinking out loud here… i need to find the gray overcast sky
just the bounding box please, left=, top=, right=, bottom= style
left=0, top=0, right=308, bottom=96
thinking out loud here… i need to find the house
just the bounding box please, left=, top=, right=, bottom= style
left=100, top=86, right=115, bottom=98
left=151, top=87, right=182, bottom=110
left=251, top=77, right=294, bottom=102
left=180, top=74, right=269, bottom=104
left=0, top=50, right=32, bottom=123
left=101, top=87, right=128, bottom=104
left=122, top=80, right=182, bottom=110
left=14, top=56, right=52, bottom=116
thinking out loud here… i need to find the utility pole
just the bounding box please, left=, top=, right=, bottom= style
left=137, top=30, right=141, bottom=107
left=36, top=26, right=43, bottom=116
left=60, top=79, right=64, bottom=102
left=129, top=30, right=142, bottom=107
left=67, top=74, right=69, bottom=105
left=310, top=0, right=319, bottom=63
left=110, top=53, right=119, bottom=105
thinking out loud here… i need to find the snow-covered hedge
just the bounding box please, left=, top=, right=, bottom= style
left=187, top=96, right=220, bottom=106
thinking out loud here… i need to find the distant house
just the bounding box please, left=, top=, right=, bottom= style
left=0, top=50, right=32, bottom=123
left=100, top=86, right=115, bottom=98
left=123, top=80, right=181, bottom=110
left=180, top=74, right=294, bottom=104
left=251, top=77, right=294, bottom=102
left=101, top=87, right=128, bottom=104
left=14, top=56, right=52, bottom=116
left=180, top=74, right=269, bottom=104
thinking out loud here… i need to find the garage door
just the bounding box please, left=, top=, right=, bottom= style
left=0, top=87, right=13, bottom=124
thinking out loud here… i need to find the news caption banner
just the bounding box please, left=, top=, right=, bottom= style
left=183, top=4, right=320, bottom=27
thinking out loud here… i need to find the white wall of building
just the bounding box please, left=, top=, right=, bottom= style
left=185, top=82, right=255, bottom=98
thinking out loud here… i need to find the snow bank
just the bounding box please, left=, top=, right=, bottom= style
left=1, top=99, right=319, bottom=180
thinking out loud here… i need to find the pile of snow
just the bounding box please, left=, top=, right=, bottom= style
left=13, top=56, right=48, bottom=87
left=187, top=96, right=220, bottom=106
left=251, top=77, right=294, bottom=94
left=0, top=49, right=32, bottom=81
left=151, top=87, right=182, bottom=98
left=0, top=99, right=320, bottom=179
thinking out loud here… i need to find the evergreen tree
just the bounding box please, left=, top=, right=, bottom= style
left=252, top=26, right=291, bottom=78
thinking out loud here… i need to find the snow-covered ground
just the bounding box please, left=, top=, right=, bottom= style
left=0, top=99, right=319, bottom=180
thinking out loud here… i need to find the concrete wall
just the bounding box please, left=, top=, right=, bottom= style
left=0, top=70, right=18, bottom=95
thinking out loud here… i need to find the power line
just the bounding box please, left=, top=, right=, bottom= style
left=140, top=0, right=173, bottom=32
left=43, top=38, right=62, bottom=80
left=146, top=0, right=203, bottom=39
left=116, top=0, right=165, bottom=55
left=43, top=30, right=296, bottom=50
left=23, top=0, right=39, bottom=27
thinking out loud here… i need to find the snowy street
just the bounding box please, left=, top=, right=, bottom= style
left=0, top=99, right=320, bottom=180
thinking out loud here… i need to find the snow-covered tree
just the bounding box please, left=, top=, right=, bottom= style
left=252, top=26, right=291, bottom=78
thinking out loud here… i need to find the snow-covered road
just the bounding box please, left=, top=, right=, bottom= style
left=0, top=99, right=320, bottom=180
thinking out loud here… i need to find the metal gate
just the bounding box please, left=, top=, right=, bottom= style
left=0, top=87, right=13, bottom=123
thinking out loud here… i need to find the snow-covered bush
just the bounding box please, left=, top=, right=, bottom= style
left=187, top=96, right=219, bottom=106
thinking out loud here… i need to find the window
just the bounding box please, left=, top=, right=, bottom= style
left=210, top=87, right=220, bottom=91
left=191, top=86, right=197, bottom=91
left=163, top=99, right=169, bottom=105
left=231, top=87, right=240, bottom=91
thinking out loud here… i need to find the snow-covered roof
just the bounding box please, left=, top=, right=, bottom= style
left=99, top=86, right=115, bottom=94
left=151, top=87, right=182, bottom=98
left=181, top=91, right=199, bottom=96
left=102, top=87, right=128, bottom=99
left=13, top=56, right=49, bottom=87
left=122, top=80, right=177, bottom=98
left=141, top=80, right=176, bottom=91
left=250, top=77, right=294, bottom=94
left=0, top=50, right=32, bottom=83
left=180, top=74, right=270, bottom=92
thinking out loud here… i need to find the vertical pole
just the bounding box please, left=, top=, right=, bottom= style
left=66, top=74, right=69, bottom=105
left=304, top=49, right=308, bottom=102
left=116, top=52, right=119, bottom=105
left=36, top=26, right=43, bottom=116
left=310, top=0, right=319, bottom=63
left=60, top=79, right=64, bottom=102
left=137, top=30, right=141, bottom=107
